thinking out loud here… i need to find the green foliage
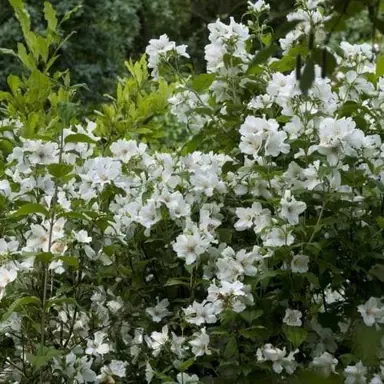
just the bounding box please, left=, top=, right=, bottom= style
left=95, top=55, right=177, bottom=147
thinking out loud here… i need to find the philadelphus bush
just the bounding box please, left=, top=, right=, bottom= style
left=2, top=0, right=384, bottom=383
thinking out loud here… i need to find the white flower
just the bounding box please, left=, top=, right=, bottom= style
left=171, top=332, right=187, bottom=359
left=263, top=225, right=295, bottom=247
left=99, top=360, right=127, bottom=378
left=26, top=140, right=59, bottom=165
left=315, top=117, right=365, bottom=166
left=283, top=309, right=303, bottom=327
left=311, top=352, right=338, bottom=378
left=110, top=139, right=147, bottom=162
left=0, top=180, right=11, bottom=197
left=189, top=327, right=211, bottom=357
left=146, top=325, right=169, bottom=357
left=145, top=362, right=154, bottom=383
left=173, top=229, right=211, bottom=265
left=235, top=202, right=271, bottom=233
left=146, top=34, right=189, bottom=78
left=146, top=298, right=171, bottom=323
left=85, top=331, right=110, bottom=356
left=74, top=356, right=97, bottom=384
left=205, top=18, right=250, bottom=75
left=183, top=300, right=219, bottom=325
left=73, top=230, right=92, bottom=243
left=177, top=372, right=200, bottom=384
left=0, top=267, right=17, bottom=300
left=48, top=259, right=65, bottom=274
left=291, top=254, right=309, bottom=273
left=279, top=190, right=307, bottom=225
left=344, top=361, right=367, bottom=384
left=357, top=297, right=384, bottom=327
left=257, top=344, right=297, bottom=374
left=248, top=0, right=270, bottom=12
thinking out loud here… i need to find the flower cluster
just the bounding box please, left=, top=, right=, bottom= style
left=1, top=0, right=384, bottom=383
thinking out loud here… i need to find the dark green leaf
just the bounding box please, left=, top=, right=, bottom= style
left=300, top=58, right=315, bottom=94
left=192, top=73, right=215, bottom=92
left=2, top=296, right=41, bottom=321
left=47, top=163, right=73, bottom=178
left=369, top=264, right=384, bottom=282
left=11, top=203, right=49, bottom=218
left=283, top=325, right=307, bottom=348
left=377, top=55, right=384, bottom=78
left=64, top=134, right=97, bottom=144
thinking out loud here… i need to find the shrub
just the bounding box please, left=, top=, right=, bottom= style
left=1, top=0, right=384, bottom=383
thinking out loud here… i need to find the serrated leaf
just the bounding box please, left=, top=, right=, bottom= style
left=43, top=2, right=58, bottom=31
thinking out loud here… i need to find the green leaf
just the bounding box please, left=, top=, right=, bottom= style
left=27, top=346, right=62, bottom=370
left=300, top=58, right=315, bottom=94
left=216, top=228, right=233, bottom=243
left=369, top=264, right=384, bottom=282
left=192, top=73, right=215, bottom=92
left=17, top=42, right=35, bottom=71
left=274, top=20, right=301, bottom=40
left=253, top=44, right=277, bottom=65
left=304, top=272, right=320, bottom=288
left=291, top=370, right=343, bottom=384
left=376, top=18, right=384, bottom=36
left=47, top=296, right=78, bottom=310
left=239, top=325, right=269, bottom=339
left=240, top=309, right=263, bottom=324
left=177, top=358, right=195, bottom=372
left=377, top=216, right=384, bottom=229
left=164, top=278, right=189, bottom=287
left=312, top=48, right=337, bottom=78
left=64, top=134, right=97, bottom=144
left=282, top=325, right=308, bottom=348
left=35, top=252, right=54, bottom=263
left=0, top=48, right=18, bottom=58
left=2, top=296, right=41, bottom=321
left=11, top=203, right=49, bottom=218
left=55, top=256, right=79, bottom=269
left=352, top=323, right=382, bottom=365
left=376, top=55, right=384, bottom=78
left=223, top=336, right=238, bottom=359
left=61, top=4, right=82, bottom=24
left=43, top=2, right=58, bottom=31
left=47, top=163, right=73, bottom=178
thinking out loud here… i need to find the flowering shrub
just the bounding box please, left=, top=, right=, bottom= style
left=2, top=0, right=384, bottom=383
